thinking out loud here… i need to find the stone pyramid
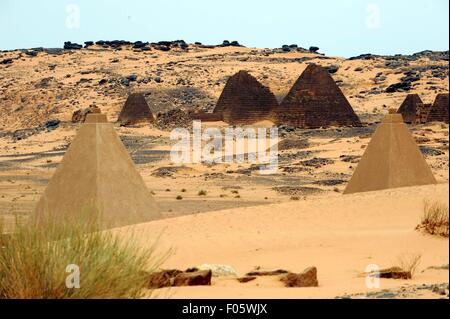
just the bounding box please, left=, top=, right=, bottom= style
left=397, top=94, right=423, bottom=123
left=213, top=70, right=279, bottom=124
left=427, top=93, right=449, bottom=124
left=33, top=113, right=161, bottom=229
left=344, top=111, right=436, bottom=194
left=276, top=64, right=361, bottom=128
left=118, top=93, right=155, bottom=125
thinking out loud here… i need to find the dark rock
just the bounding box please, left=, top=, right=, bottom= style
left=282, top=45, right=291, bottom=52
left=237, top=277, right=257, bottom=283
left=281, top=267, right=319, bottom=287
left=373, top=267, right=412, bottom=280
left=325, top=65, right=339, bottom=74
left=72, top=106, right=101, bottom=123
left=146, top=270, right=182, bottom=289
left=173, top=270, right=212, bottom=287
left=127, top=74, right=138, bottom=81
left=0, top=58, right=13, bottom=65
left=246, top=269, right=289, bottom=277
left=301, top=157, right=334, bottom=168
left=44, top=120, right=60, bottom=130
left=63, top=41, right=82, bottom=50
left=309, top=46, right=320, bottom=53
left=386, top=82, right=412, bottom=93
left=133, top=41, right=148, bottom=49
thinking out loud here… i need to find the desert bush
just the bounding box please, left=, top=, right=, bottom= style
left=0, top=216, right=167, bottom=299
left=397, top=253, right=422, bottom=278
left=198, top=190, right=207, bottom=196
left=417, top=200, right=449, bottom=237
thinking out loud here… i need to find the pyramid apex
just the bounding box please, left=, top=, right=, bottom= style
left=383, top=112, right=403, bottom=123
left=85, top=113, right=108, bottom=123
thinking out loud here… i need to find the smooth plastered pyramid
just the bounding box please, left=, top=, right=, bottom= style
left=33, top=113, right=161, bottom=228
left=344, top=111, right=437, bottom=194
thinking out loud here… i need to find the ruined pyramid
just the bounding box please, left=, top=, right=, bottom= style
left=213, top=70, right=279, bottom=125
left=33, top=113, right=161, bottom=228
left=427, top=93, right=449, bottom=124
left=276, top=64, right=361, bottom=128
left=118, top=93, right=155, bottom=125
left=397, top=94, right=423, bottom=123
left=344, top=111, right=436, bottom=194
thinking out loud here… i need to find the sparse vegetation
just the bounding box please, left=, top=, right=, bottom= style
left=198, top=190, right=207, bottom=196
left=176, top=195, right=183, bottom=200
left=416, top=200, right=449, bottom=237
left=181, top=189, right=187, bottom=193
left=0, top=216, right=167, bottom=299
left=397, top=253, right=422, bottom=278
left=290, top=196, right=300, bottom=201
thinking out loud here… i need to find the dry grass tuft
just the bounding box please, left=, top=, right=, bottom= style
left=0, top=215, right=168, bottom=299
left=416, top=200, right=449, bottom=237
left=397, top=253, right=422, bottom=278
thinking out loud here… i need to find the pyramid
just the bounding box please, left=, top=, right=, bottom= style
left=397, top=94, right=423, bottom=123
left=427, top=93, right=449, bottom=123
left=213, top=70, right=279, bottom=125
left=344, top=111, right=436, bottom=194
left=118, top=93, right=155, bottom=125
left=276, top=64, right=361, bottom=128
left=33, top=113, right=161, bottom=229
left=415, top=103, right=432, bottom=124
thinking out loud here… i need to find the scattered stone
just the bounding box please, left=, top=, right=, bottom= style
left=237, top=277, right=257, bottom=283
left=72, top=106, right=101, bottom=123
left=281, top=267, right=319, bottom=287
left=172, top=270, right=212, bottom=287
left=63, top=41, right=83, bottom=50
left=246, top=269, right=289, bottom=277
left=44, top=120, right=60, bottom=130
left=196, top=264, right=238, bottom=277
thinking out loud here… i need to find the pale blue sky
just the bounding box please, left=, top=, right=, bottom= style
left=0, top=0, right=448, bottom=57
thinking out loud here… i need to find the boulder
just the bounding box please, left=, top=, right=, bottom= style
left=63, top=41, right=82, bottom=50
left=44, top=120, right=60, bottom=130
left=146, top=270, right=182, bottom=288
left=71, top=106, right=101, bottom=123
left=173, top=270, right=212, bottom=287
left=281, top=267, right=319, bottom=287
left=196, top=264, right=238, bottom=277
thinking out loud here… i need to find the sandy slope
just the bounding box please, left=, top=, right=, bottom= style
left=114, top=183, right=449, bottom=299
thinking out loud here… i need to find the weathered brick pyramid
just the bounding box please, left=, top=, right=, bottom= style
left=275, top=64, right=361, bottom=128
left=118, top=93, right=155, bottom=125
left=33, top=113, right=161, bottom=229
left=344, top=111, right=436, bottom=194
left=397, top=94, right=424, bottom=123
left=415, top=103, right=432, bottom=124
left=213, top=71, right=279, bottom=125
left=427, top=93, right=449, bottom=123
